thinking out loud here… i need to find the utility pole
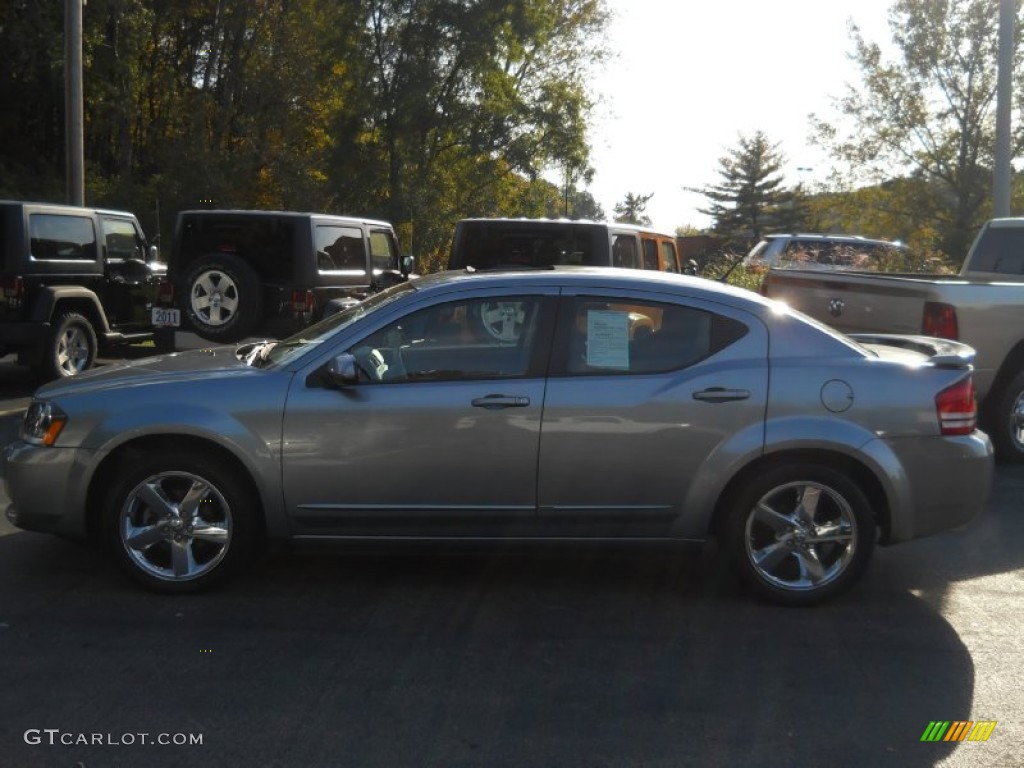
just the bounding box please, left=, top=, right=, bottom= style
left=65, top=0, right=85, bottom=205
left=994, top=0, right=1014, bottom=218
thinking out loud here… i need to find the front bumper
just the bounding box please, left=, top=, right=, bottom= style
left=3, top=440, right=97, bottom=539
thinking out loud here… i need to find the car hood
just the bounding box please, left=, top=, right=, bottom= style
left=37, top=347, right=259, bottom=398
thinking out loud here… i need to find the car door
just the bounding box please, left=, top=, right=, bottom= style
left=281, top=289, right=557, bottom=537
left=536, top=289, right=769, bottom=539
left=99, top=215, right=156, bottom=329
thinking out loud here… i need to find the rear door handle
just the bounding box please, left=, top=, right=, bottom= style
left=692, top=387, right=750, bottom=403
left=471, top=395, right=531, bottom=409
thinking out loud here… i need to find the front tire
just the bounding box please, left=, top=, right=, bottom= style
left=183, top=253, right=261, bottom=342
left=989, top=370, right=1024, bottom=463
left=102, top=451, right=258, bottom=593
left=40, top=312, right=98, bottom=379
left=723, top=463, right=875, bottom=606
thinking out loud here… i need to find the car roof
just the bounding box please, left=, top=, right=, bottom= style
left=764, top=233, right=904, bottom=247
left=413, top=266, right=776, bottom=311
left=177, top=209, right=393, bottom=227
left=456, top=217, right=676, bottom=238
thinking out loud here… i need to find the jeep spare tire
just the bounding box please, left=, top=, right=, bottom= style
left=183, top=253, right=261, bottom=342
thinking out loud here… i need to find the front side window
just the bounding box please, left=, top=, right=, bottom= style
left=316, top=226, right=364, bottom=272
left=564, top=297, right=747, bottom=375
left=661, top=241, right=680, bottom=272
left=369, top=230, right=399, bottom=272
left=348, top=295, right=545, bottom=383
left=103, top=218, right=144, bottom=261
left=29, top=214, right=97, bottom=261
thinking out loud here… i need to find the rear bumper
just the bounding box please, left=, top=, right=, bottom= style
left=0, top=321, right=47, bottom=347
left=876, top=431, right=994, bottom=543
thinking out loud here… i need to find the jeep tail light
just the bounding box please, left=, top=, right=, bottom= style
left=157, top=279, right=174, bottom=304
left=935, top=377, right=976, bottom=435
left=922, top=301, right=958, bottom=340
left=291, top=289, right=315, bottom=314
left=2, top=275, right=23, bottom=299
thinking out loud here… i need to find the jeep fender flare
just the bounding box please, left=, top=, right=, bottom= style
left=29, top=286, right=112, bottom=334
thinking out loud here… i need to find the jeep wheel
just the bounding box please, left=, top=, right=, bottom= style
left=183, top=253, right=261, bottom=342
left=40, top=312, right=98, bottom=379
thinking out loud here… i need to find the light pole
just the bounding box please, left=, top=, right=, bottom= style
left=994, top=0, right=1014, bottom=217
left=65, top=0, right=85, bottom=206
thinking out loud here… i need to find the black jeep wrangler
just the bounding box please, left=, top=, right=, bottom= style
left=0, top=201, right=164, bottom=379
left=161, top=210, right=414, bottom=343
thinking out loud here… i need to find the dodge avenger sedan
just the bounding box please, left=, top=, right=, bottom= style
left=3, top=268, right=993, bottom=605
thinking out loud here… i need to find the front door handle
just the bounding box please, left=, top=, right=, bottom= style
left=692, top=387, right=750, bottom=403
left=471, top=394, right=531, bottom=409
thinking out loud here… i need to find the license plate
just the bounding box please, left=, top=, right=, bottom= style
left=151, top=307, right=180, bottom=327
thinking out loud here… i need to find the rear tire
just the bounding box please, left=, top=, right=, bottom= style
left=182, top=253, right=262, bottom=342
left=39, top=312, right=98, bottom=379
left=723, top=463, right=875, bottom=606
left=989, top=370, right=1024, bottom=463
left=102, top=451, right=258, bottom=593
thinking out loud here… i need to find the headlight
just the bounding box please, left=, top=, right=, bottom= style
left=21, top=401, right=68, bottom=446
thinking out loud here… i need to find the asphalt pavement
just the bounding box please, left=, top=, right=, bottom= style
left=0, top=344, right=1021, bottom=768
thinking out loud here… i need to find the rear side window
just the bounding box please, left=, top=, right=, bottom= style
left=316, top=225, right=364, bottom=272
left=29, top=214, right=96, bottom=261
left=642, top=239, right=658, bottom=270
left=454, top=223, right=599, bottom=269
left=968, top=226, right=1024, bottom=275
left=563, top=297, right=748, bottom=375
left=612, top=235, right=639, bottom=269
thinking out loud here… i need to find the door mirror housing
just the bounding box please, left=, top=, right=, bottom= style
left=327, top=353, right=359, bottom=387
left=401, top=254, right=415, bottom=277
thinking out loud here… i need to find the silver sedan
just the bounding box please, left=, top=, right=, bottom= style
left=3, top=268, right=993, bottom=605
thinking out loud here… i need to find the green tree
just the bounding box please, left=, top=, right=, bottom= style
left=692, top=131, right=800, bottom=242
left=811, top=0, right=1024, bottom=257
left=613, top=192, right=653, bottom=225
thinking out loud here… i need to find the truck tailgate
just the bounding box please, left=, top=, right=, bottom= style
left=764, top=270, right=948, bottom=335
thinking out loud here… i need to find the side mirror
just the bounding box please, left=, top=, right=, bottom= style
left=147, top=245, right=159, bottom=263
left=401, top=254, right=415, bottom=277
left=682, top=259, right=699, bottom=276
left=326, top=353, right=359, bottom=387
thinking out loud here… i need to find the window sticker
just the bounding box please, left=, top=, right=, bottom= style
left=586, top=310, right=630, bottom=369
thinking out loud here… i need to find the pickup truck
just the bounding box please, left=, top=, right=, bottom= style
left=761, top=217, right=1024, bottom=461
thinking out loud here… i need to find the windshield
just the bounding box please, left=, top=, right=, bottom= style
left=251, top=281, right=417, bottom=367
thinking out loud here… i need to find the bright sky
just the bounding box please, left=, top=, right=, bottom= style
left=587, top=0, right=897, bottom=232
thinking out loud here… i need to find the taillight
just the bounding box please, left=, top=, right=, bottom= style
left=922, top=301, right=958, bottom=339
left=935, top=377, right=977, bottom=435
left=290, top=289, right=316, bottom=314
left=2, top=275, right=23, bottom=299
left=157, top=279, right=174, bottom=304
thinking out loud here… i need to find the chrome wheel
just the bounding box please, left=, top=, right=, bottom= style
left=744, top=480, right=857, bottom=593
left=190, top=270, right=240, bottom=327
left=57, top=325, right=91, bottom=374
left=118, top=471, right=232, bottom=583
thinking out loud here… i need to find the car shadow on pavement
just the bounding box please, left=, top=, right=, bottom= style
left=0, top=526, right=978, bottom=768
